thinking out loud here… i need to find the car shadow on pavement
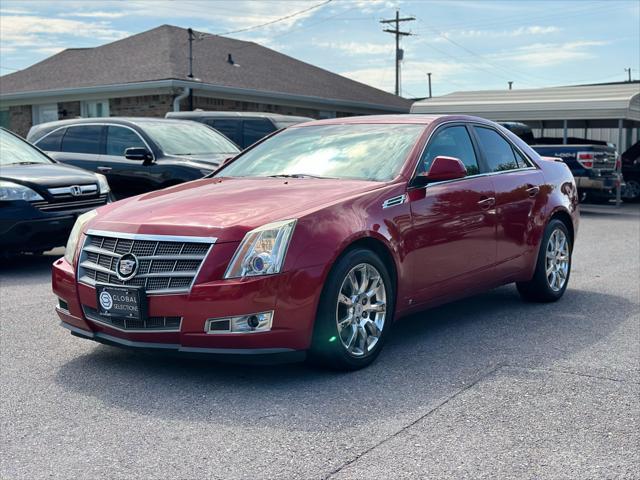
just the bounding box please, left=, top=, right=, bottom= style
left=0, top=253, right=59, bottom=283
left=53, top=285, right=632, bottom=431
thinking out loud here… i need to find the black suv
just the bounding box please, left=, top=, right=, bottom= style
left=27, top=118, right=239, bottom=199
left=165, top=111, right=312, bottom=149
left=0, top=128, right=111, bottom=256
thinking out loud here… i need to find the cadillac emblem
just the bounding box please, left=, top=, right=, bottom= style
left=116, top=253, right=138, bottom=280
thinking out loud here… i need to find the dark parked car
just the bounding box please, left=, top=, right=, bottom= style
left=165, top=111, right=312, bottom=149
left=500, top=122, right=621, bottom=202
left=0, top=127, right=111, bottom=256
left=621, top=141, right=640, bottom=202
left=27, top=118, right=239, bottom=199
left=54, top=115, right=578, bottom=370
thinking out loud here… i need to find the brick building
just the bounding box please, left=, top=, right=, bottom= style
left=0, top=25, right=411, bottom=136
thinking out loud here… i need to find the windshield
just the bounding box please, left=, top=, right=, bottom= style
left=136, top=121, right=239, bottom=156
left=0, top=129, right=52, bottom=166
left=218, top=123, right=424, bottom=181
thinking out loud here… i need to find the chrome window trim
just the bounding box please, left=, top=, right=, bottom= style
left=409, top=120, right=540, bottom=188
left=34, top=123, right=156, bottom=161
left=78, top=230, right=217, bottom=295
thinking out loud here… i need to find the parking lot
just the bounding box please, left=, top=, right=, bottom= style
left=1, top=203, right=638, bottom=479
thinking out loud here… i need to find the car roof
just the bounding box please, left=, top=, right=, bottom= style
left=27, top=117, right=206, bottom=139
left=293, top=114, right=494, bottom=127
left=165, top=111, right=313, bottom=122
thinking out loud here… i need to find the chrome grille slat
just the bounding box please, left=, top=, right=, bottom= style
left=82, top=305, right=181, bottom=332
left=78, top=230, right=215, bottom=294
left=30, top=194, right=108, bottom=212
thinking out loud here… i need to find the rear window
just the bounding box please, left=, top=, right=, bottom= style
left=35, top=128, right=65, bottom=152
left=60, top=125, right=103, bottom=155
left=242, top=119, right=275, bottom=147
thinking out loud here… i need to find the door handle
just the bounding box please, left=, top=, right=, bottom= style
left=477, top=196, right=495, bottom=210
left=526, top=185, right=540, bottom=197
left=97, top=166, right=112, bottom=173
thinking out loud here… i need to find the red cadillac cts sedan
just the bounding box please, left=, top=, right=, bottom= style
left=53, top=115, right=579, bottom=370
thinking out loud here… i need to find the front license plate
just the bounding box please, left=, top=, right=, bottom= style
left=96, top=285, right=147, bottom=320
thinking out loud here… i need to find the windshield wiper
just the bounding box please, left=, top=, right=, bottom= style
left=267, top=173, right=336, bottom=179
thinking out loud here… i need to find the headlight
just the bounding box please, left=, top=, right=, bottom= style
left=224, top=219, right=297, bottom=278
left=64, top=209, right=98, bottom=264
left=95, top=174, right=110, bottom=194
left=0, top=180, right=43, bottom=201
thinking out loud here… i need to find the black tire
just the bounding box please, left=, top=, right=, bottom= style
left=622, top=179, right=640, bottom=203
left=517, top=219, right=572, bottom=303
left=309, top=248, right=394, bottom=370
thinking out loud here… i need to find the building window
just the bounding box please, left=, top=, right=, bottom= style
left=81, top=100, right=110, bottom=118
left=32, top=103, right=59, bottom=125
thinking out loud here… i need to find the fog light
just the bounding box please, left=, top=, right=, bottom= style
left=205, top=311, right=273, bottom=334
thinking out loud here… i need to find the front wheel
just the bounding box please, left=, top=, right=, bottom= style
left=309, top=248, right=394, bottom=370
left=517, top=219, right=572, bottom=302
left=623, top=179, right=640, bottom=203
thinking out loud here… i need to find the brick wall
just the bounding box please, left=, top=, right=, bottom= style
left=110, top=94, right=173, bottom=117
left=8, top=105, right=32, bottom=137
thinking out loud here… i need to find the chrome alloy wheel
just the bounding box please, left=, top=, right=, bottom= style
left=336, top=263, right=387, bottom=357
left=546, top=228, right=570, bottom=292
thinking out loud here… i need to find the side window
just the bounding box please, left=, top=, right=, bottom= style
left=513, top=148, right=531, bottom=168
left=205, top=119, right=241, bottom=146
left=60, top=125, right=102, bottom=155
left=242, top=119, right=276, bottom=147
left=36, top=128, right=65, bottom=152
left=106, top=126, right=146, bottom=156
left=475, top=127, right=519, bottom=172
left=419, top=125, right=479, bottom=176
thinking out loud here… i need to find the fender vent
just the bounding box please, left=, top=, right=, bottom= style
left=382, top=194, right=407, bottom=209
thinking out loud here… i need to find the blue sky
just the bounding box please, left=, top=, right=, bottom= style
left=1, top=0, right=638, bottom=98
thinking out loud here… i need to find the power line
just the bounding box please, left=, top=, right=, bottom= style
left=213, top=0, right=332, bottom=36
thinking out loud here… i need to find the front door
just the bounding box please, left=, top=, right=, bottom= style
left=405, top=124, right=497, bottom=304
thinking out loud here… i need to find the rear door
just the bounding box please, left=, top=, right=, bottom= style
left=471, top=125, right=545, bottom=279
left=47, top=125, right=104, bottom=173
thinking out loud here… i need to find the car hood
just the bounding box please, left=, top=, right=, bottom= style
left=90, top=176, right=384, bottom=242
left=0, top=163, right=97, bottom=188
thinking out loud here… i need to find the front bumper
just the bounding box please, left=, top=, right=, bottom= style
left=0, top=199, right=104, bottom=253
left=52, top=257, right=326, bottom=354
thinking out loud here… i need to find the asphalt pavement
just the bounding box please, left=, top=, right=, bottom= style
left=1, top=204, right=639, bottom=479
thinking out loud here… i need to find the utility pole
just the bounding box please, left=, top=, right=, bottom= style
left=187, top=28, right=195, bottom=110
left=508, top=81, right=513, bottom=90
left=381, top=11, right=415, bottom=96
left=624, top=67, right=631, bottom=82
left=427, top=72, right=432, bottom=98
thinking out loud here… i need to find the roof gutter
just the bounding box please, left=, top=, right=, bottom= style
left=0, top=79, right=410, bottom=113
left=172, top=86, right=190, bottom=112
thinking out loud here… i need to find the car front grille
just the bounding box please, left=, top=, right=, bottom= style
left=82, top=305, right=182, bottom=331
left=78, top=230, right=215, bottom=294
left=31, top=194, right=109, bottom=212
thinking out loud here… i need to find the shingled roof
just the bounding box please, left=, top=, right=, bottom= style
left=0, top=25, right=410, bottom=111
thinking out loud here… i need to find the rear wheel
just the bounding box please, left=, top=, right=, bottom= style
left=309, top=248, right=394, bottom=370
left=517, top=219, right=572, bottom=302
left=623, top=179, right=640, bottom=202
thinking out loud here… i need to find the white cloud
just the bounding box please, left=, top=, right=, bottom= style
left=62, top=11, right=127, bottom=19
left=312, top=40, right=393, bottom=56
left=496, top=40, right=608, bottom=67
left=451, top=25, right=561, bottom=38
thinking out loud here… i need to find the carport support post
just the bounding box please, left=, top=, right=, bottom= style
left=616, top=119, right=623, bottom=206
left=562, top=120, right=568, bottom=145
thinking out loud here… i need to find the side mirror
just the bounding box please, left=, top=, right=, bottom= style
left=412, top=155, right=468, bottom=187
left=125, top=147, right=153, bottom=164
